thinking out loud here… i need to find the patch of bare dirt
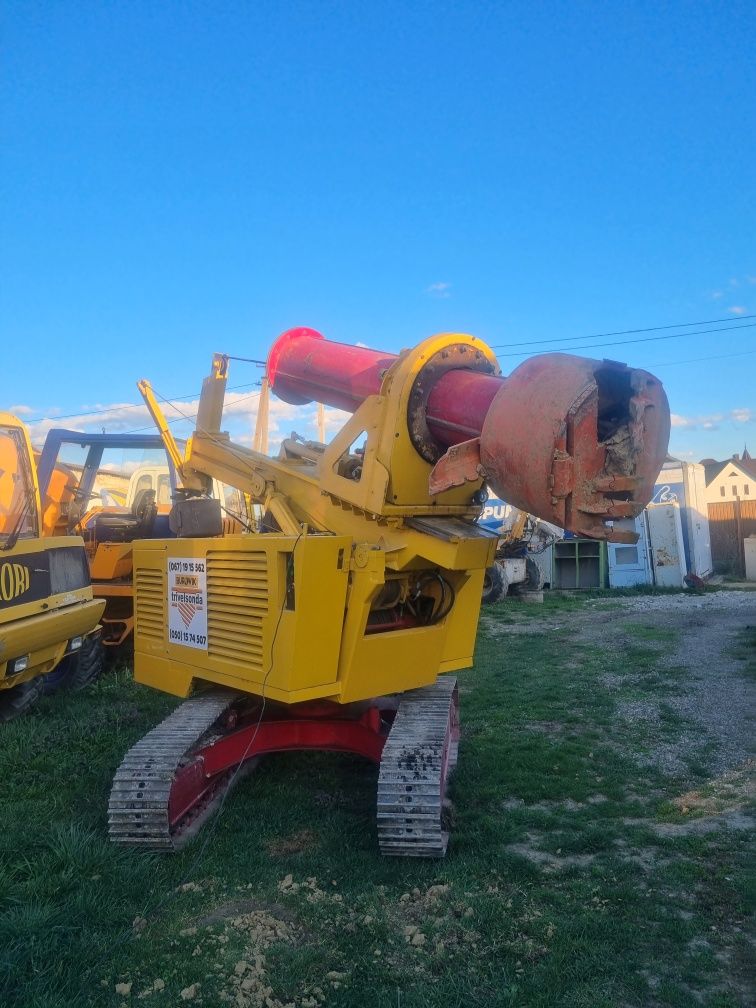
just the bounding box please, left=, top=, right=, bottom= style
left=652, top=809, right=753, bottom=838
left=265, top=829, right=318, bottom=857
left=506, top=842, right=595, bottom=869
left=382, top=883, right=484, bottom=969
left=197, top=899, right=298, bottom=928
left=671, top=760, right=755, bottom=816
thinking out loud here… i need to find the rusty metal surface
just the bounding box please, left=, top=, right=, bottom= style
left=427, top=437, right=484, bottom=495
left=478, top=354, right=670, bottom=543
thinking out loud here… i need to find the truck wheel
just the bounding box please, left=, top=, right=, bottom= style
left=41, top=654, right=77, bottom=694
left=482, top=562, right=508, bottom=605
left=65, top=634, right=106, bottom=691
left=512, top=558, right=543, bottom=594
left=42, top=635, right=105, bottom=693
left=0, top=678, right=43, bottom=722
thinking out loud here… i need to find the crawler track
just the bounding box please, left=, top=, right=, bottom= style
left=108, top=689, right=240, bottom=850
left=377, top=676, right=459, bottom=857
left=109, top=677, right=460, bottom=857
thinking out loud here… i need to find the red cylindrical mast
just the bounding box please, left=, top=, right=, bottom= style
left=266, top=327, right=395, bottom=413
left=266, top=326, right=501, bottom=448
left=266, top=326, right=671, bottom=542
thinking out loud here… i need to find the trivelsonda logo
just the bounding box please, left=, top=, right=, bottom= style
left=0, top=562, right=31, bottom=602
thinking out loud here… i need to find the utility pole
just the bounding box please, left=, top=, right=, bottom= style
left=317, top=402, right=326, bottom=443
left=253, top=376, right=270, bottom=455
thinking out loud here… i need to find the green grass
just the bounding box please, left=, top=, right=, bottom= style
left=0, top=596, right=753, bottom=1007
left=730, top=625, right=756, bottom=680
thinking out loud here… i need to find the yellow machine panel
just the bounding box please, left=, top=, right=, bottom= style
left=133, top=530, right=493, bottom=705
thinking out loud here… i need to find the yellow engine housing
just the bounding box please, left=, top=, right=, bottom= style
left=133, top=530, right=493, bottom=706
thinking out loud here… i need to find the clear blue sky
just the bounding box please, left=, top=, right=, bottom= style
left=2, top=1, right=754, bottom=460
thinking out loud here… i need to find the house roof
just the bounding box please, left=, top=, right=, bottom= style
left=703, top=454, right=756, bottom=486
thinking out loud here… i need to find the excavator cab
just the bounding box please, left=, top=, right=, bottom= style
left=0, top=413, right=105, bottom=720
left=0, top=422, right=37, bottom=545
left=36, top=431, right=252, bottom=648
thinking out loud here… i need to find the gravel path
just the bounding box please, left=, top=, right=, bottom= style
left=587, top=591, right=756, bottom=777
left=481, top=590, right=756, bottom=778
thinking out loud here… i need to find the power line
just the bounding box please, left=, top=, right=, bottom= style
left=489, top=313, right=756, bottom=350
left=647, top=347, right=756, bottom=368
left=494, top=322, right=756, bottom=359
left=121, top=390, right=261, bottom=434
left=20, top=381, right=259, bottom=424
left=224, top=355, right=267, bottom=365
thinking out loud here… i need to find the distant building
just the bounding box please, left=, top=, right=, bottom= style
left=702, top=447, right=756, bottom=504
left=701, top=448, right=756, bottom=575
left=600, top=455, right=713, bottom=588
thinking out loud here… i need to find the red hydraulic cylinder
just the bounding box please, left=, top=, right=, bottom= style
left=266, top=328, right=395, bottom=413
left=266, top=326, right=670, bottom=542
left=266, top=326, right=501, bottom=448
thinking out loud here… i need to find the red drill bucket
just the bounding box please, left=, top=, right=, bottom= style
left=267, top=328, right=670, bottom=542
left=479, top=353, right=669, bottom=540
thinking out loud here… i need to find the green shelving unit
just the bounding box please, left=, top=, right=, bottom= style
left=552, top=537, right=607, bottom=589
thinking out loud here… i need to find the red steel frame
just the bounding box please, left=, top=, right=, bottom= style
left=167, top=702, right=392, bottom=831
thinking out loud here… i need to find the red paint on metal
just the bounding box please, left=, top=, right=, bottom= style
left=266, top=327, right=398, bottom=413
left=425, top=370, right=501, bottom=445
left=439, top=683, right=459, bottom=805
left=365, top=611, right=419, bottom=633
left=168, top=758, right=217, bottom=828
left=266, top=327, right=500, bottom=447
left=265, top=328, right=671, bottom=541
left=167, top=704, right=389, bottom=830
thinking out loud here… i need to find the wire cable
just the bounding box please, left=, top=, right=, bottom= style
left=20, top=381, right=259, bottom=425
left=120, top=390, right=262, bottom=434
left=16, top=313, right=755, bottom=423
left=493, top=322, right=756, bottom=359
left=488, top=313, right=756, bottom=350
left=647, top=347, right=756, bottom=368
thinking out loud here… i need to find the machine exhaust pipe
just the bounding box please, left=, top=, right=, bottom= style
left=267, top=327, right=670, bottom=543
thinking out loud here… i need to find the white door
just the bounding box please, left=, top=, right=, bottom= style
left=646, top=502, right=686, bottom=587
left=682, top=463, right=713, bottom=577
left=608, top=516, right=652, bottom=587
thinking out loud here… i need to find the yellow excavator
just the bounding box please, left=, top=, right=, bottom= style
left=108, top=327, right=669, bottom=855
left=0, top=413, right=105, bottom=720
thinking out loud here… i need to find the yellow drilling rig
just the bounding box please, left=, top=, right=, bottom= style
left=108, top=327, right=669, bottom=856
